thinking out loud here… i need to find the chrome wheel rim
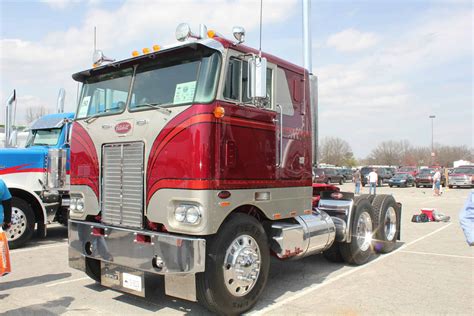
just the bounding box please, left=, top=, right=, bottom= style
left=7, top=207, right=27, bottom=241
left=356, top=211, right=373, bottom=252
left=223, top=234, right=261, bottom=297
left=384, top=207, right=397, bottom=241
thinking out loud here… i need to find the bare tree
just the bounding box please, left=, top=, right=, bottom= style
left=368, top=140, right=408, bottom=166
left=319, top=137, right=355, bottom=166
left=26, top=106, right=50, bottom=123
left=365, top=140, right=473, bottom=167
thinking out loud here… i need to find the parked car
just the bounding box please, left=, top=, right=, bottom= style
left=415, top=168, right=446, bottom=188
left=448, top=166, right=474, bottom=188
left=389, top=173, right=415, bottom=187
left=361, top=167, right=392, bottom=186
left=397, top=166, right=419, bottom=176
left=385, top=167, right=397, bottom=177
left=334, top=168, right=352, bottom=182
left=313, top=168, right=344, bottom=185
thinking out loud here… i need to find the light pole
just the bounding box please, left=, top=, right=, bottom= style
left=429, top=115, right=436, bottom=164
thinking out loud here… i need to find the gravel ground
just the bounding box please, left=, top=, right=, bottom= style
left=1, top=184, right=473, bottom=315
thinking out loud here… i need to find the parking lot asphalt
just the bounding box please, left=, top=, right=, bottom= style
left=1, top=184, right=473, bottom=315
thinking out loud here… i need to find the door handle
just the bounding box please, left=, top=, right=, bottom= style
left=276, top=104, right=283, bottom=168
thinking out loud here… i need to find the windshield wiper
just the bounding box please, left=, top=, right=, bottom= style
left=84, top=108, right=117, bottom=124
left=136, top=102, right=171, bottom=115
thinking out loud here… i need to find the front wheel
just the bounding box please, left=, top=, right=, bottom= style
left=339, top=178, right=344, bottom=185
left=197, top=213, right=270, bottom=315
left=340, top=198, right=375, bottom=265
left=6, top=197, right=35, bottom=249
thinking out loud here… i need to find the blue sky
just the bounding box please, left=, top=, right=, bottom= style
left=0, top=0, right=472, bottom=157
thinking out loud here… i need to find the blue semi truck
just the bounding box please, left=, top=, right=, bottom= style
left=0, top=112, right=74, bottom=248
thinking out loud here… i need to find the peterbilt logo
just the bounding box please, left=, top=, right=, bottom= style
left=115, top=122, right=131, bottom=134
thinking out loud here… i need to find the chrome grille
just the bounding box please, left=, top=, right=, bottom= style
left=102, top=142, right=144, bottom=228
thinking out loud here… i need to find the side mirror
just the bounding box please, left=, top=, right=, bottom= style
left=232, top=26, right=246, bottom=44
left=248, top=56, right=267, bottom=99
left=92, top=50, right=115, bottom=67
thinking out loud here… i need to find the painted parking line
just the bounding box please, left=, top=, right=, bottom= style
left=45, top=277, right=90, bottom=287
left=10, top=242, right=67, bottom=254
left=251, top=223, right=453, bottom=316
left=400, top=250, right=473, bottom=260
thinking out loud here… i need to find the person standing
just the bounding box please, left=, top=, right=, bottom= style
left=0, top=178, right=12, bottom=231
left=433, top=168, right=441, bottom=196
left=368, top=168, right=378, bottom=195
left=353, top=169, right=361, bottom=195
left=459, top=190, right=474, bottom=246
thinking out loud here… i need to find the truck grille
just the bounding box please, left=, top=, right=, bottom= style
left=102, top=142, right=144, bottom=228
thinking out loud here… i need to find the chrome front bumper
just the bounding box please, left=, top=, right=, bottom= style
left=68, top=220, right=206, bottom=275
left=449, top=178, right=472, bottom=186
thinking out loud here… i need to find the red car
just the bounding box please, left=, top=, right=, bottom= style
left=398, top=166, right=419, bottom=176
left=312, top=183, right=339, bottom=207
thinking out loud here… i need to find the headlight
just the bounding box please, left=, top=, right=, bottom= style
left=76, top=199, right=84, bottom=211
left=70, top=195, right=84, bottom=213
left=185, top=205, right=201, bottom=224
left=70, top=198, right=77, bottom=211
left=174, top=205, right=187, bottom=222
left=400, top=180, right=406, bottom=182
left=174, top=204, right=202, bottom=225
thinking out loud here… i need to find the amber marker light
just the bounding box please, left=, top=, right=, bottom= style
left=152, top=45, right=161, bottom=52
left=142, top=47, right=151, bottom=54
left=273, top=213, right=282, bottom=219
left=213, top=106, right=225, bottom=118
left=219, top=201, right=231, bottom=207
left=132, top=50, right=140, bottom=57
left=207, top=30, right=216, bottom=38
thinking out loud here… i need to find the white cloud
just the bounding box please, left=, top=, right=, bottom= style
left=327, top=28, right=378, bottom=52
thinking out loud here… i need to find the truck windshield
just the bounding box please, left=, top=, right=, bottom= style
left=76, top=47, right=221, bottom=119
left=26, top=128, right=61, bottom=147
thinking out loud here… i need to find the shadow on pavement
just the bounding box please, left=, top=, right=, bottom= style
left=3, top=296, right=74, bottom=316
left=0, top=273, right=71, bottom=291
left=83, top=243, right=407, bottom=314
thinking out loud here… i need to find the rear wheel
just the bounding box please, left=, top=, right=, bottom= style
left=340, top=198, right=375, bottom=265
left=196, top=213, right=270, bottom=315
left=372, top=195, right=398, bottom=253
left=6, top=197, right=35, bottom=249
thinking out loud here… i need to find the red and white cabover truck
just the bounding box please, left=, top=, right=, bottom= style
left=68, top=15, right=401, bottom=316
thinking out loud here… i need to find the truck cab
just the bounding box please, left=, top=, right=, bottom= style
left=67, top=23, right=401, bottom=315
left=0, top=112, right=74, bottom=248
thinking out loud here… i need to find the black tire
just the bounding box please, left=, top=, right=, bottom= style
left=415, top=183, right=420, bottom=188
left=389, top=185, right=393, bottom=187
left=371, top=195, right=398, bottom=253
left=6, top=197, right=35, bottom=249
left=323, top=242, right=344, bottom=263
left=359, top=194, right=376, bottom=204
left=448, top=185, right=453, bottom=189
left=339, top=178, right=344, bottom=185
left=340, top=198, right=375, bottom=265
left=85, top=257, right=101, bottom=282
left=196, top=213, right=270, bottom=315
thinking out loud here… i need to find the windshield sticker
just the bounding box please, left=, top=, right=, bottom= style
left=78, top=96, right=91, bottom=117
left=173, top=81, right=196, bottom=104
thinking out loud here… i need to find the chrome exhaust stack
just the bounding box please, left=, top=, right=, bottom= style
left=270, top=210, right=336, bottom=259
left=4, top=90, right=16, bottom=148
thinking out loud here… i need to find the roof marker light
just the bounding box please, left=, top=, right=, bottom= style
left=152, top=45, right=161, bottom=52
left=132, top=50, right=139, bottom=57
left=207, top=30, right=216, bottom=38
left=142, top=47, right=150, bottom=54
